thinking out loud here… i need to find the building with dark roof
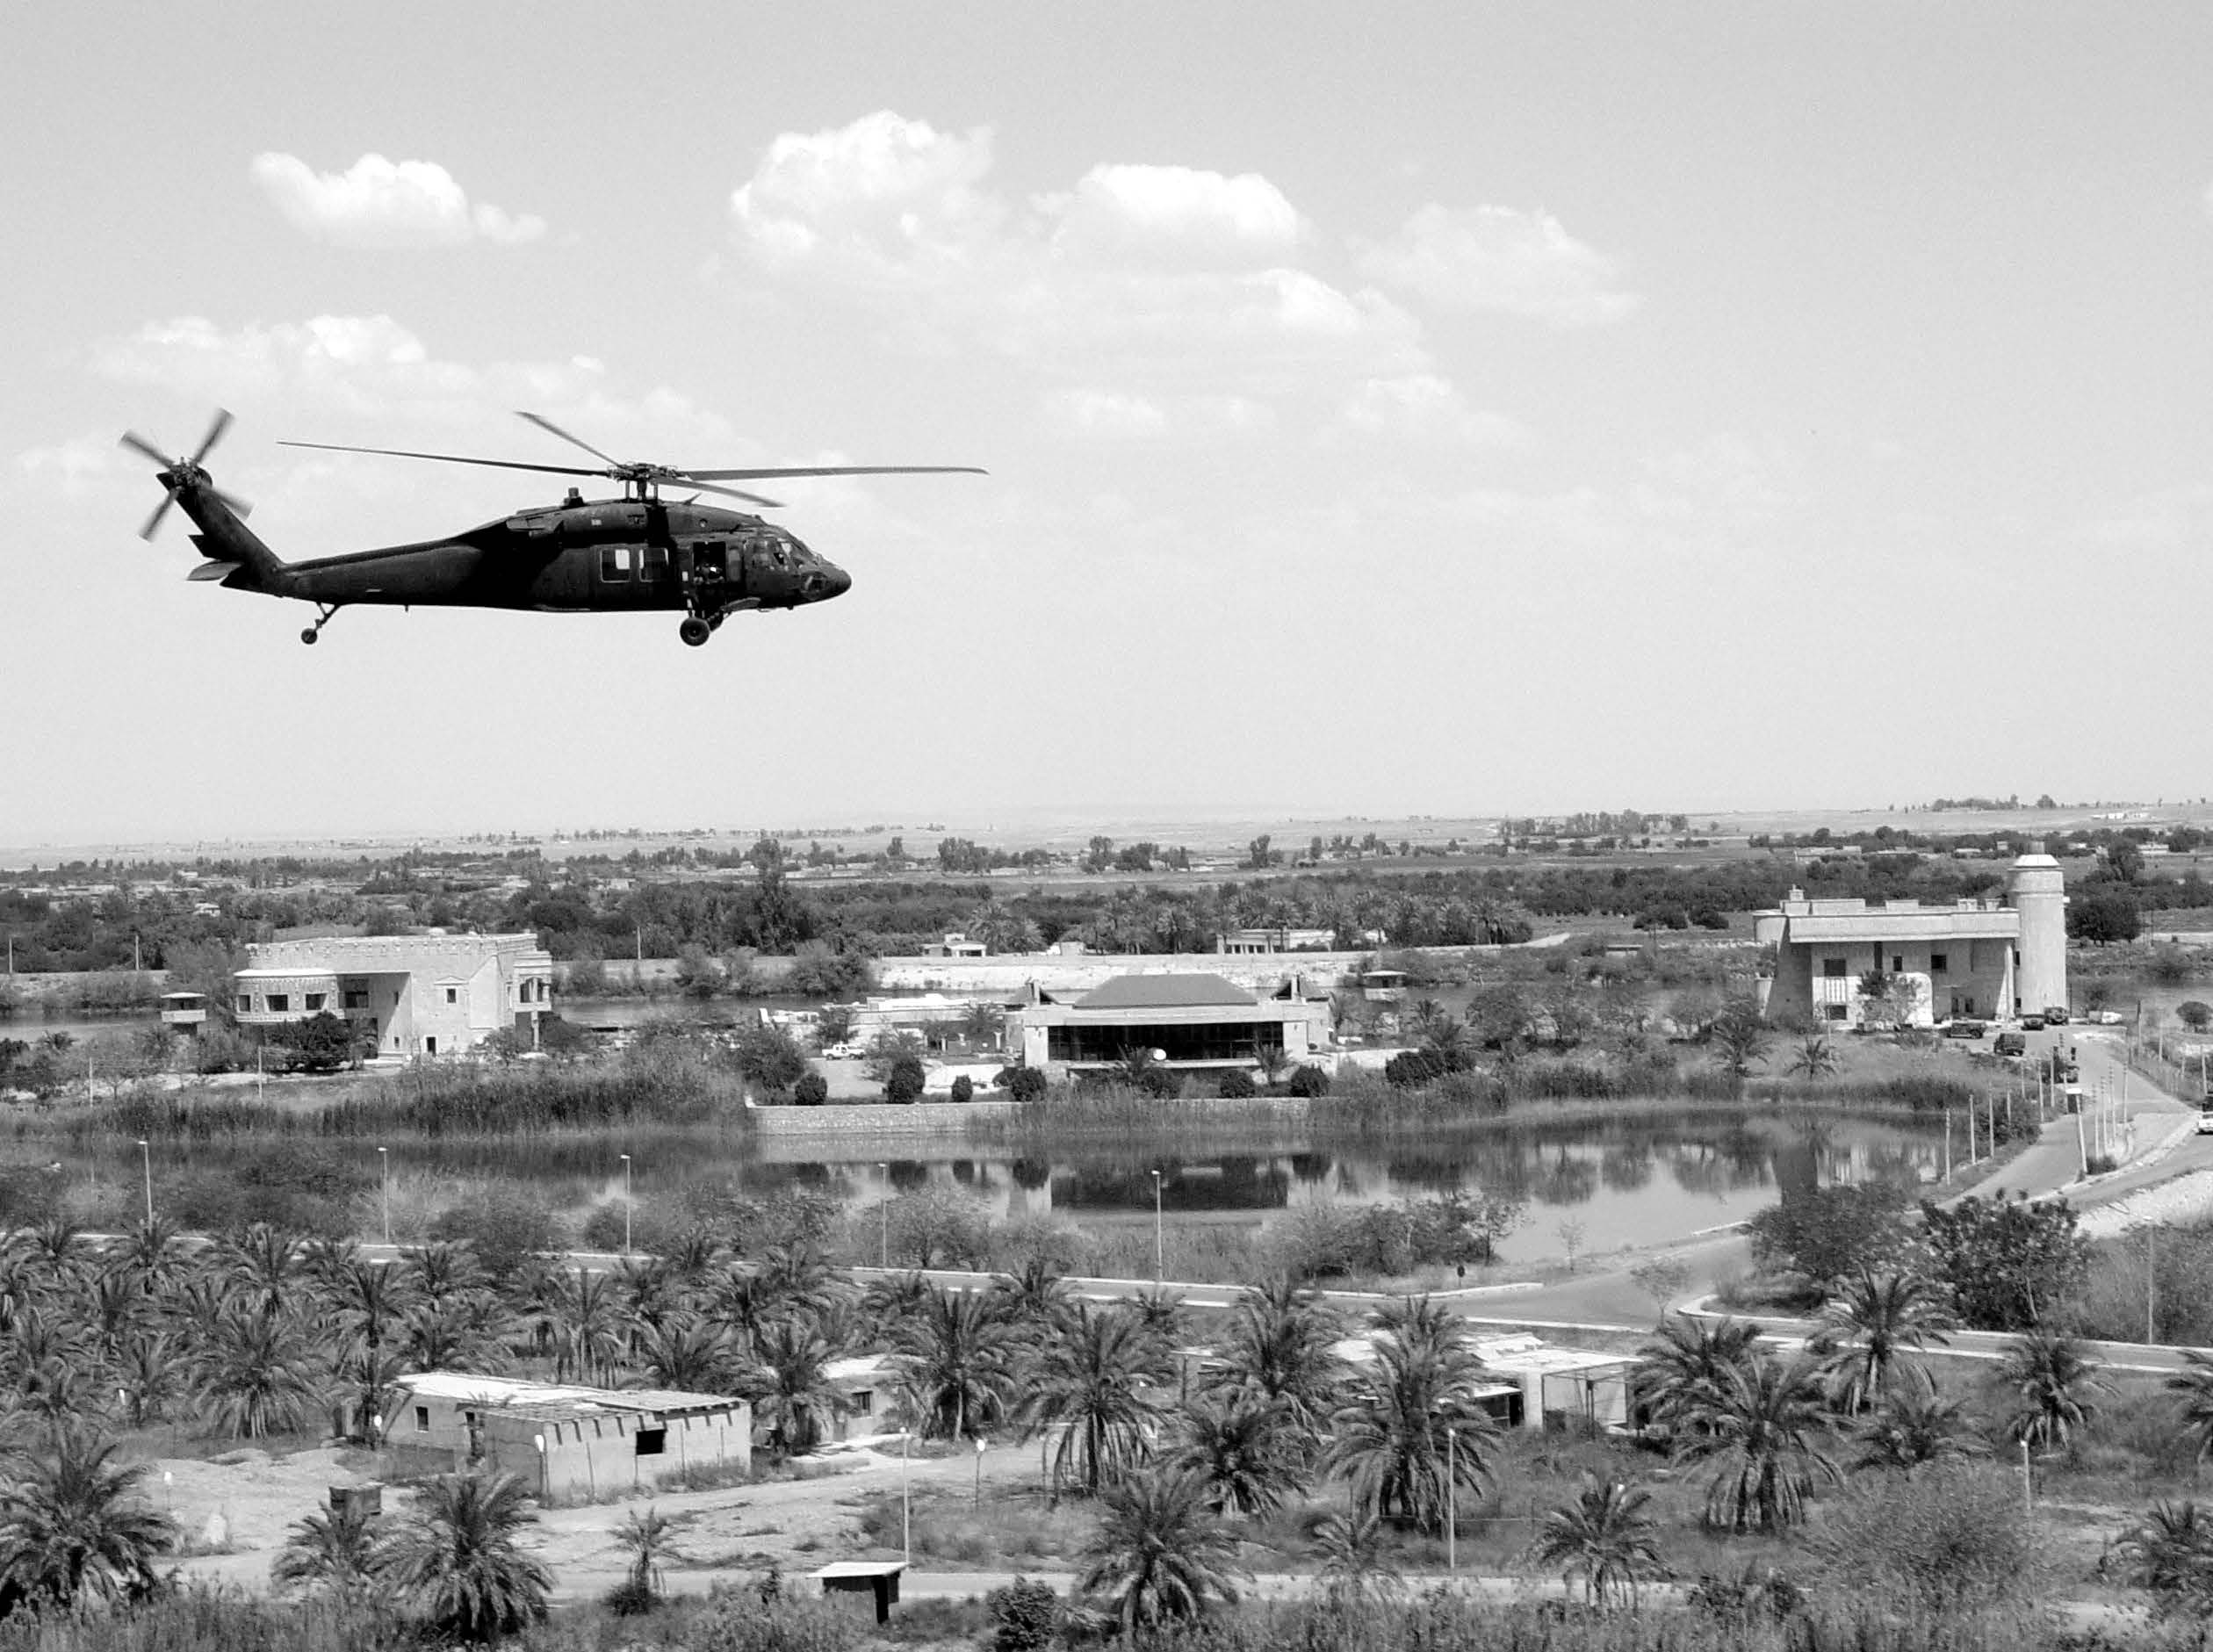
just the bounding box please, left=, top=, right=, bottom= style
left=1013, top=970, right=1330, bottom=1076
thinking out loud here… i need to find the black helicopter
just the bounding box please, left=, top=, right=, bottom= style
left=121, top=409, right=983, bottom=646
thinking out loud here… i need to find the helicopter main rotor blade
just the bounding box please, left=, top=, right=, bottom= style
left=119, top=430, right=173, bottom=467
left=278, top=439, right=605, bottom=480
left=515, top=411, right=621, bottom=467
left=190, top=408, right=233, bottom=466
left=682, top=465, right=988, bottom=480
left=686, top=480, right=783, bottom=509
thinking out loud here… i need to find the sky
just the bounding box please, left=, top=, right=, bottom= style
left=6, top=2, right=2212, bottom=845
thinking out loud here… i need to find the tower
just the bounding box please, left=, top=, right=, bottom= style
left=2006, top=848, right=2069, bottom=1014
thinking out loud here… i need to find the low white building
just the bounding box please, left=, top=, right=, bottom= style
left=383, top=1372, right=749, bottom=1505
left=235, top=933, right=553, bottom=1058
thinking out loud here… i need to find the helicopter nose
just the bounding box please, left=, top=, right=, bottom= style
left=818, top=564, right=851, bottom=600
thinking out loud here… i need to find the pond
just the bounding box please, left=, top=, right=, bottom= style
left=741, top=1109, right=1943, bottom=1261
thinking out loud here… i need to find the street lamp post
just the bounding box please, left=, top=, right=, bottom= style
left=378, top=1147, right=390, bottom=1244
left=902, top=1429, right=912, bottom=1563
left=877, top=1162, right=890, bottom=1268
left=974, top=1434, right=987, bottom=1506
left=1151, top=1169, right=1164, bottom=1287
left=621, top=1154, right=633, bottom=1256
left=1445, top=1427, right=1457, bottom=1570
left=135, top=1138, right=152, bottom=1225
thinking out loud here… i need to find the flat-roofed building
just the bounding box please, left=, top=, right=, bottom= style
left=1753, top=850, right=2067, bottom=1027
left=1014, top=971, right=1330, bottom=1076
left=383, top=1371, right=749, bottom=1505
left=234, top=933, right=553, bottom=1058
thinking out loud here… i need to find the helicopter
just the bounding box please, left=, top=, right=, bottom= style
left=120, top=409, right=984, bottom=646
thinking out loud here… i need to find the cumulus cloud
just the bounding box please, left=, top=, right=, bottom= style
left=90, top=314, right=742, bottom=459
left=1356, top=204, right=1638, bottom=326
left=725, top=112, right=1421, bottom=387
left=250, top=153, right=547, bottom=249
left=1046, top=164, right=1305, bottom=266
left=1044, top=388, right=1275, bottom=439
left=1330, top=374, right=1526, bottom=446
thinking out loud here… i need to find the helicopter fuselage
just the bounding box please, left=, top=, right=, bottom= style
left=241, top=497, right=848, bottom=615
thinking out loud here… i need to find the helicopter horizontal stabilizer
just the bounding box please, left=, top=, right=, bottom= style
left=187, top=559, right=243, bottom=582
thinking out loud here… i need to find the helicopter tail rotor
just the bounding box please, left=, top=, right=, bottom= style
left=120, top=408, right=253, bottom=540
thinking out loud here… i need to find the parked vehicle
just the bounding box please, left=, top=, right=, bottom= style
left=2043, top=1006, right=2071, bottom=1026
left=2021, top=1014, right=2047, bottom=1031
left=1943, top=1019, right=1987, bottom=1039
left=2197, top=1100, right=2213, bottom=1136
left=1994, top=1031, right=2028, bottom=1058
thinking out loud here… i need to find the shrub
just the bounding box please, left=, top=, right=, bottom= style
left=1813, top=1466, right=2039, bottom=1612
left=1287, top=1064, right=1330, bottom=1098
left=2179, top=1001, right=2213, bottom=1034
left=430, top=1184, right=562, bottom=1282
left=792, top=1071, right=830, bottom=1107
left=1384, top=1050, right=1445, bottom=1088
left=1002, top=1065, right=1048, bottom=1102
left=885, top=1055, right=926, bottom=1104
left=950, top=1074, right=975, bottom=1104
left=1745, top=1182, right=1912, bottom=1288
left=987, top=1575, right=1061, bottom=1652
left=1215, top=1068, right=1257, bottom=1099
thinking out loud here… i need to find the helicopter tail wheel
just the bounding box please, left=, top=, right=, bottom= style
left=300, top=603, right=341, bottom=645
left=679, top=617, right=712, bottom=647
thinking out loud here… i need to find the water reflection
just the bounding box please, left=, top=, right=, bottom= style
left=772, top=1110, right=1943, bottom=1262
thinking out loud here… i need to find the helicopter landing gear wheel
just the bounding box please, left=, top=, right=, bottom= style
left=300, top=603, right=341, bottom=646
left=679, top=617, right=712, bottom=647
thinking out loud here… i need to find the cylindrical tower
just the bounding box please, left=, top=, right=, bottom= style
left=2007, top=848, right=2068, bottom=1014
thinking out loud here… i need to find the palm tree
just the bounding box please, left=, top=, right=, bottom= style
left=749, top=1243, right=844, bottom=1326
left=2166, top=1351, right=2213, bottom=1473
left=1205, top=1280, right=1345, bottom=1451
left=1164, top=1396, right=1303, bottom=1517
left=322, top=1257, right=418, bottom=1443
left=1850, top=1373, right=1986, bottom=1475
left=272, top=1497, right=390, bottom=1602
left=400, top=1239, right=487, bottom=1307
left=220, top=1221, right=308, bottom=1319
left=1531, top=1478, right=1670, bottom=1608
left=552, top=1266, right=626, bottom=1386
left=2002, top=1328, right=2108, bottom=1454
left=1019, top=1305, right=1171, bottom=1497
left=1312, top=1508, right=1401, bottom=1605
left=742, top=1319, right=849, bottom=1457
left=115, top=1215, right=187, bottom=1299
left=1631, top=1314, right=1763, bottom=1437
left=1128, top=1287, right=1187, bottom=1364
left=1078, top=1468, right=1248, bottom=1634
left=631, top=1312, right=739, bottom=1394
left=1324, top=1334, right=1497, bottom=1533
left=984, top=1258, right=1077, bottom=1343
left=396, top=1295, right=515, bottom=1378
left=112, top=1331, right=179, bottom=1431
left=615, top=1504, right=678, bottom=1605
left=2113, top=1500, right=2213, bottom=1613
left=1818, top=1269, right=1956, bottom=1413
left=895, top=1286, right=1017, bottom=1441
left=189, top=1304, right=326, bottom=1439
left=1672, top=1354, right=1839, bottom=1534
left=0, top=1423, right=176, bottom=1609
left=382, top=1472, right=551, bottom=1643
left=1785, top=1036, right=1840, bottom=1081
left=1367, top=1294, right=1461, bottom=1360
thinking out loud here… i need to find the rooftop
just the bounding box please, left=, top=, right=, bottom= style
left=1075, top=973, right=1257, bottom=1011
left=391, top=1371, right=742, bottom=1416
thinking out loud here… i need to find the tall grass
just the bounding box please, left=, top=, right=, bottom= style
left=47, top=1050, right=750, bottom=1146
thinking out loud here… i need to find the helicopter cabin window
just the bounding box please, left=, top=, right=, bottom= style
left=598, top=546, right=632, bottom=582
left=639, top=545, right=669, bottom=583
left=694, top=541, right=726, bottom=580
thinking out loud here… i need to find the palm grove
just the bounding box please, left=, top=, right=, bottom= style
left=8, top=1187, right=2213, bottom=1641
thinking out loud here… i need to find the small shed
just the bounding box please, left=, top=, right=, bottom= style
left=813, top=1560, right=905, bottom=1625
left=1471, top=1335, right=1633, bottom=1432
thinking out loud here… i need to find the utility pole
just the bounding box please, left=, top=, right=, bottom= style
left=1445, top=1427, right=1458, bottom=1570
left=2147, top=1225, right=2158, bottom=1344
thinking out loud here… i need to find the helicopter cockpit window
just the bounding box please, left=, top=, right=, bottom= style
left=771, top=538, right=791, bottom=569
